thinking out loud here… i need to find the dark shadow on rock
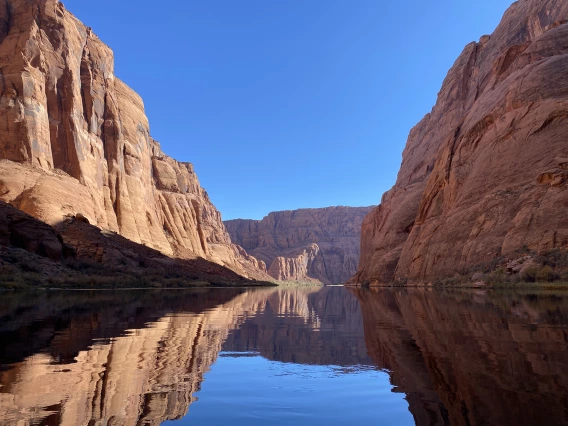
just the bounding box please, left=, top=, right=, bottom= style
left=0, top=201, right=275, bottom=289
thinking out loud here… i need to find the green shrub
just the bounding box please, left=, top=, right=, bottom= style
left=521, top=265, right=539, bottom=283
left=536, top=265, right=556, bottom=282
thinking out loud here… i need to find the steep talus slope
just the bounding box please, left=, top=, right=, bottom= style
left=225, top=206, right=374, bottom=284
left=0, top=0, right=268, bottom=280
left=353, top=0, right=568, bottom=285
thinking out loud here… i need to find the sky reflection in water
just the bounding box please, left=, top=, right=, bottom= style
left=1, top=287, right=567, bottom=426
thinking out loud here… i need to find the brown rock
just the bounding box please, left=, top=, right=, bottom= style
left=0, top=200, right=274, bottom=288
left=0, top=0, right=269, bottom=281
left=225, top=206, right=374, bottom=284
left=267, top=243, right=323, bottom=283
left=353, top=0, right=568, bottom=286
left=506, top=255, right=534, bottom=274
left=74, top=213, right=90, bottom=224
left=471, top=272, right=484, bottom=282
left=0, top=202, right=63, bottom=261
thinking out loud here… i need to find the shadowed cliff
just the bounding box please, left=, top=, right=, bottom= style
left=0, top=201, right=274, bottom=288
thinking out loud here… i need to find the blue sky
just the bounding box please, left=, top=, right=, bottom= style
left=65, top=0, right=512, bottom=220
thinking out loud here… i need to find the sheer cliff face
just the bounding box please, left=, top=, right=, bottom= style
left=225, top=206, right=374, bottom=284
left=354, top=0, right=568, bottom=285
left=0, top=0, right=267, bottom=279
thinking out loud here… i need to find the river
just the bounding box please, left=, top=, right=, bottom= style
left=1, top=286, right=567, bottom=425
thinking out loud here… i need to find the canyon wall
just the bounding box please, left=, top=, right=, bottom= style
left=0, top=0, right=268, bottom=280
left=225, top=206, right=374, bottom=284
left=0, top=201, right=270, bottom=288
left=353, top=0, right=568, bottom=285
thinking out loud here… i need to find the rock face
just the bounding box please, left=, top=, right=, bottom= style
left=0, top=0, right=268, bottom=280
left=0, top=201, right=64, bottom=261
left=225, top=206, right=374, bottom=284
left=353, top=0, right=568, bottom=285
left=267, top=243, right=323, bottom=283
left=0, top=201, right=271, bottom=288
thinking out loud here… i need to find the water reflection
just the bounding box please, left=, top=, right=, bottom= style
left=1, top=287, right=567, bottom=426
left=353, top=288, right=568, bottom=426
left=0, top=288, right=375, bottom=426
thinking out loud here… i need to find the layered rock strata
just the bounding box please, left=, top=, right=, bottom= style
left=225, top=206, right=374, bottom=284
left=0, top=0, right=268, bottom=280
left=353, top=0, right=568, bottom=285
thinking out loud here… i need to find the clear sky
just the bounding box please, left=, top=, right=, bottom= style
left=65, top=0, right=513, bottom=220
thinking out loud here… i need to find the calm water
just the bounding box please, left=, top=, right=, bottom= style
left=1, top=287, right=567, bottom=426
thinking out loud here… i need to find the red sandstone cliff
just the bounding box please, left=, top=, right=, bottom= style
left=225, top=206, right=374, bottom=284
left=353, top=0, right=568, bottom=285
left=0, top=0, right=269, bottom=280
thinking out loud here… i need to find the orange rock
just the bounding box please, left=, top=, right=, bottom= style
left=0, top=0, right=269, bottom=281
left=225, top=206, right=374, bottom=284
left=267, top=243, right=323, bottom=283
left=353, top=0, right=568, bottom=286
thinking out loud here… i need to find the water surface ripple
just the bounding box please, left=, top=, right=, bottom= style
left=0, top=287, right=567, bottom=425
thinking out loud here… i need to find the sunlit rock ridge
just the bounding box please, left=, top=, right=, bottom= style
left=353, top=0, right=568, bottom=285
left=225, top=206, right=374, bottom=284
left=0, top=0, right=268, bottom=279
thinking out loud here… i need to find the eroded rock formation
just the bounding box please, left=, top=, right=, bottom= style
left=353, top=0, right=568, bottom=285
left=225, top=206, right=374, bottom=284
left=0, top=201, right=64, bottom=261
left=0, top=0, right=268, bottom=280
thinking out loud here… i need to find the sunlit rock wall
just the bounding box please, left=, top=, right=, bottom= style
left=0, top=0, right=267, bottom=279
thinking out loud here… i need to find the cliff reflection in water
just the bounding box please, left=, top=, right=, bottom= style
left=0, top=287, right=371, bottom=426
left=1, top=288, right=568, bottom=426
left=354, top=288, right=568, bottom=426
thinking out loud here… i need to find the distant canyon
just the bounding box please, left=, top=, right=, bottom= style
left=0, top=0, right=566, bottom=287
